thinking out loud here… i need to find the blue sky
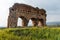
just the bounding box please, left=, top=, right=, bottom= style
left=0, top=0, right=60, bottom=26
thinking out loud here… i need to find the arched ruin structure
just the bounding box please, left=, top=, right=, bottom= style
left=7, top=3, right=47, bottom=28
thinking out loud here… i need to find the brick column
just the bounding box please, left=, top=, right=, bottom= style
left=22, top=18, right=29, bottom=27
left=7, top=16, right=18, bottom=28
left=31, top=18, right=38, bottom=26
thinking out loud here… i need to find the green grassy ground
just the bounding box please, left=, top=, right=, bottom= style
left=0, top=27, right=60, bottom=40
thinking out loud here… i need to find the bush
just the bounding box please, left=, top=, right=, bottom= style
left=0, top=27, right=60, bottom=40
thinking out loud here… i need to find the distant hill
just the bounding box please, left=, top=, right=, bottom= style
left=47, top=21, right=60, bottom=26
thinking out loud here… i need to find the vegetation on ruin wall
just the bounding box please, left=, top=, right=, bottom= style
left=0, top=27, right=60, bottom=40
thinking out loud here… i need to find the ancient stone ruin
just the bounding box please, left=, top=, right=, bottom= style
left=7, top=3, right=47, bottom=28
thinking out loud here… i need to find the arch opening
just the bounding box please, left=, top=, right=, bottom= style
left=28, top=19, right=33, bottom=26
left=38, top=19, right=44, bottom=26
left=18, top=16, right=29, bottom=27
left=17, top=18, right=22, bottom=27
left=31, top=18, right=38, bottom=26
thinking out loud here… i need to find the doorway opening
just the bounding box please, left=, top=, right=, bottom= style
left=17, top=18, right=22, bottom=27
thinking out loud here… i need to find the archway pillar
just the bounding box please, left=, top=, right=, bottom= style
left=31, top=18, right=38, bottom=26
left=22, top=18, right=29, bottom=27
left=7, top=16, right=18, bottom=28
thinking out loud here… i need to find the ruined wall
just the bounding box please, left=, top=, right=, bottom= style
left=7, top=3, right=47, bottom=28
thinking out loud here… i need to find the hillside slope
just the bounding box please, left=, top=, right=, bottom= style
left=0, top=27, right=60, bottom=40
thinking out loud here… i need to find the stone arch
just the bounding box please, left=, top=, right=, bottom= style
left=19, top=16, right=29, bottom=27
left=7, top=3, right=47, bottom=28
left=8, top=16, right=29, bottom=28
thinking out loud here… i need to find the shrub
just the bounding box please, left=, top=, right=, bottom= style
left=0, top=27, right=60, bottom=40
